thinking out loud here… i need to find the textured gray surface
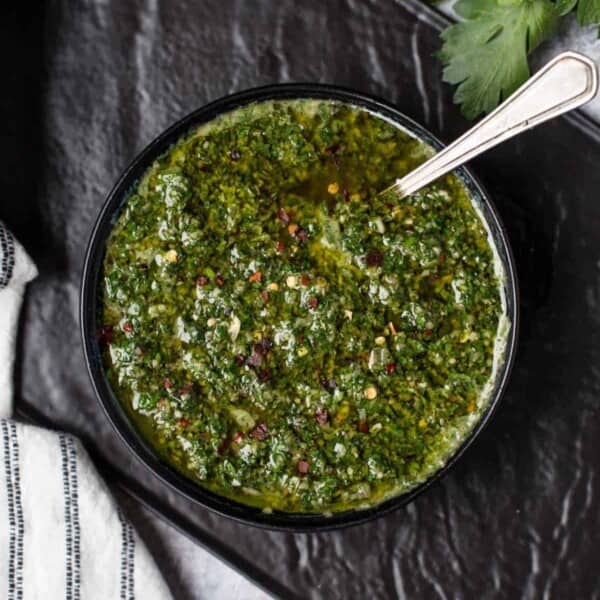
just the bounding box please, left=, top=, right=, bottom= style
left=3, top=1, right=600, bottom=598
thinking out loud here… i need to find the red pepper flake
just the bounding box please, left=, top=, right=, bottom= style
left=324, top=143, right=340, bottom=155
left=278, top=208, right=291, bottom=224
left=246, top=351, right=263, bottom=368
left=163, top=379, right=173, bottom=389
left=257, top=338, right=273, bottom=354
left=178, top=418, right=189, bottom=428
left=424, top=329, right=433, bottom=337
left=342, top=188, right=351, bottom=203
left=358, top=422, right=370, bottom=434
left=179, top=383, right=194, bottom=396
left=297, top=334, right=305, bottom=345
left=276, top=240, right=285, bottom=252
left=98, top=325, right=114, bottom=346
left=366, top=250, right=384, bottom=267
left=234, top=354, right=246, bottom=366
left=385, top=363, right=397, bottom=375
left=315, top=407, right=330, bottom=426
left=215, top=275, right=225, bottom=286
left=260, top=290, right=269, bottom=302
left=319, top=377, right=337, bottom=392
left=232, top=431, right=244, bottom=444
left=301, top=275, right=311, bottom=286
left=249, top=423, right=268, bottom=441
left=308, top=297, right=319, bottom=309
left=297, top=460, right=310, bottom=475
left=217, top=437, right=229, bottom=454
left=257, top=368, right=271, bottom=382
left=197, top=275, right=209, bottom=286
left=248, top=271, right=262, bottom=283
left=296, top=227, right=309, bottom=243
left=123, top=322, right=133, bottom=333
left=229, top=149, right=241, bottom=161
left=429, top=274, right=440, bottom=282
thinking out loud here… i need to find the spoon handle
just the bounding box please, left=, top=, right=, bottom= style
left=385, top=51, right=599, bottom=199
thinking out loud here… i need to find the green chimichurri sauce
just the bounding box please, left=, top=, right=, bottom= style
left=102, top=99, right=506, bottom=513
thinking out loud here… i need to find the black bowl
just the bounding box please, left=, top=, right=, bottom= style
left=81, top=84, right=519, bottom=531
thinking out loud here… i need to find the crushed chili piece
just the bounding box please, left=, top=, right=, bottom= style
left=197, top=275, right=209, bottom=286
left=123, top=322, right=133, bottom=333
left=296, top=227, right=309, bottom=242
left=178, top=418, right=189, bottom=428
left=248, top=271, right=262, bottom=283
left=308, top=297, right=319, bottom=309
left=276, top=240, right=285, bottom=252
left=297, top=460, right=310, bottom=475
left=385, top=363, right=397, bottom=375
left=217, top=437, right=229, bottom=454
left=366, top=250, right=384, bottom=267
left=98, top=325, right=114, bottom=346
left=257, top=338, right=273, bottom=354
left=163, top=379, right=173, bottom=389
left=179, top=383, right=194, bottom=396
left=315, top=407, right=330, bottom=426
left=246, top=351, right=263, bottom=368
left=258, top=368, right=272, bottom=382
left=215, top=275, right=225, bottom=286
left=234, top=354, right=246, bottom=366
left=260, top=290, right=269, bottom=302
left=232, top=431, right=244, bottom=444
left=424, top=329, right=433, bottom=337
left=342, top=188, right=351, bottom=203
left=301, top=275, right=311, bottom=286
left=324, top=143, right=340, bottom=155
left=278, top=207, right=291, bottom=224
left=319, top=377, right=337, bottom=392
left=358, top=422, right=370, bottom=434
left=249, top=423, right=268, bottom=441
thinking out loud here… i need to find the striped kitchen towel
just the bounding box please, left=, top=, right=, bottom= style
left=0, top=222, right=172, bottom=599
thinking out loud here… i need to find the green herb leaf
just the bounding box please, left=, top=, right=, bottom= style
left=577, top=0, right=600, bottom=35
left=439, top=0, right=559, bottom=119
left=554, top=0, right=577, bottom=16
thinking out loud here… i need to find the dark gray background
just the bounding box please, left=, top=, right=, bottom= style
left=2, top=1, right=600, bottom=598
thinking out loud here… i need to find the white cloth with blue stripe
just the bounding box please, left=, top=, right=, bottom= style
left=0, top=222, right=172, bottom=599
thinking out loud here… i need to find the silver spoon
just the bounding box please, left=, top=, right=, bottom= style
left=383, top=51, right=599, bottom=199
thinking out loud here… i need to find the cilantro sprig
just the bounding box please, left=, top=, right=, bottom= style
left=438, top=0, right=600, bottom=120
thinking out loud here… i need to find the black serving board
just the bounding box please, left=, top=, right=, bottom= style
left=3, top=1, right=600, bottom=598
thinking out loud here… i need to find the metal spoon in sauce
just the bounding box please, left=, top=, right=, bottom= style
left=382, top=51, right=599, bottom=199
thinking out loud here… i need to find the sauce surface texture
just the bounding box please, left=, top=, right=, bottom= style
left=102, top=99, right=506, bottom=513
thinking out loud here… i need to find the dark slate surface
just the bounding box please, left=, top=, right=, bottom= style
left=3, top=1, right=600, bottom=598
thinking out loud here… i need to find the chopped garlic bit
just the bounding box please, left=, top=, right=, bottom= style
left=327, top=182, right=339, bottom=195
left=286, top=275, right=298, bottom=289
left=165, top=249, right=178, bottom=263
left=207, top=318, right=217, bottom=328
left=334, top=443, right=346, bottom=457
left=375, top=336, right=386, bottom=346
left=228, top=314, right=241, bottom=341
left=268, top=282, right=280, bottom=291
left=344, top=309, right=353, bottom=320
left=364, top=386, right=378, bottom=400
